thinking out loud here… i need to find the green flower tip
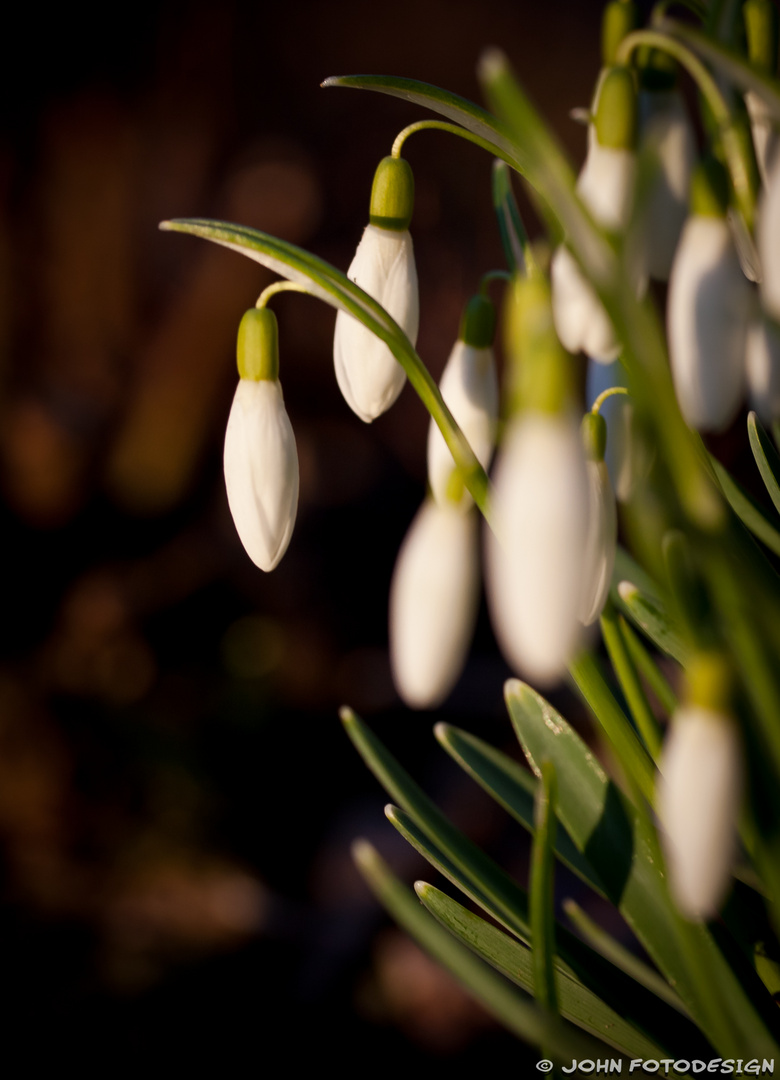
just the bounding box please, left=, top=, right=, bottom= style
left=237, top=307, right=279, bottom=382
left=744, top=0, right=778, bottom=75
left=601, top=0, right=639, bottom=67
left=595, top=65, right=637, bottom=149
left=506, top=275, right=572, bottom=415
left=686, top=651, right=733, bottom=712
left=369, top=156, right=414, bottom=231
left=582, top=412, right=607, bottom=461
left=459, top=293, right=496, bottom=347
left=690, top=157, right=730, bottom=218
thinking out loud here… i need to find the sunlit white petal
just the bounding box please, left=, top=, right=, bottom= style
left=760, top=153, right=780, bottom=322
left=658, top=707, right=742, bottom=921
left=551, top=245, right=620, bottom=362
left=668, top=216, right=749, bottom=431
left=333, top=225, right=419, bottom=423
left=223, top=379, right=299, bottom=572
left=389, top=501, right=480, bottom=708
left=746, top=315, right=780, bottom=423
left=485, top=413, right=587, bottom=684
left=427, top=341, right=498, bottom=510
left=746, top=90, right=778, bottom=185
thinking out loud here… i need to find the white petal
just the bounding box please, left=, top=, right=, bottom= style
left=551, top=245, right=620, bottom=362
left=427, top=341, right=498, bottom=509
left=637, top=90, right=697, bottom=281
left=333, top=225, right=419, bottom=422
left=223, top=379, right=299, bottom=571
left=576, top=142, right=637, bottom=232
left=485, top=413, right=587, bottom=685
left=760, top=154, right=780, bottom=322
left=746, top=315, right=780, bottom=423
left=389, top=501, right=480, bottom=708
left=579, top=459, right=617, bottom=626
left=657, top=707, right=742, bottom=921
left=668, top=215, right=749, bottom=432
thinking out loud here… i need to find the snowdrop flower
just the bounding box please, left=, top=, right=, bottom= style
left=746, top=314, right=780, bottom=423
left=389, top=500, right=480, bottom=709
left=224, top=308, right=299, bottom=572
left=658, top=656, right=743, bottom=921
left=552, top=66, right=637, bottom=363
left=637, top=88, right=697, bottom=281
left=427, top=294, right=498, bottom=510
left=333, top=156, right=419, bottom=423
left=579, top=413, right=617, bottom=626
left=668, top=158, right=750, bottom=432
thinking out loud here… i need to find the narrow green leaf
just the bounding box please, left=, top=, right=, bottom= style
left=434, top=723, right=607, bottom=897
left=618, top=615, right=679, bottom=717
left=418, top=883, right=665, bottom=1060
left=531, top=761, right=559, bottom=1017
left=613, top=579, right=690, bottom=665
left=601, top=601, right=664, bottom=760
left=386, top=804, right=701, bottom=1055
left=568, top=651, right=658, bottom=803
left=160, top=218, right=490, bottom=516
left=563, top=899, right=689, bottom=1016
left=710, top=456, right=780, bottom=558
left=748, top=411, right=780, bottom=517
left=506, top=680, right=780, bottom=1059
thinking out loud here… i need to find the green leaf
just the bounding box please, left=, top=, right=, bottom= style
left=352, top=840, right=606, bottom=1062
left=418, top=882, right=665, bottom=1060
left=612, top=579, right=689, bottom=666
left=568, top=651, right=657, bottom=804
left=710, top=455, right=780, bottom=558
left=491, top=159, right=529, bottom=274
left=160, top=218, right=489, bottom=516
left=434, top=723, right=607, bottom=897
left=748, top=411, right=780, bottom=518
left=385, top=804, right=698, bottom=1055
left=618, top=615, right=679, bottom=717
left=506, top=679, right=780, bottom=1058
left=600, top=601, right=664, bottom=760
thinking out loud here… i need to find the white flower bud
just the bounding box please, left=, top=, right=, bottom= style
left=485, top=413, right=587, bottom=685
left=657, top=706, right=743, bottom=921
left=427, top=340, right=498, bottom=510
left=223, top=378, right=299, bottom=572
left=637, top=90, right=697, bottom=281
left=389, top=500, right=480, bottom=708
left=580, top=457, right=617, bottom=626
left=747, top=314, right=780, bottom=422
left=333, top=225, right=419, bottom=423
left=746, top=90, right=778, bottom=185
left=551, top=143, right=635, bottom=363
left=667, top=215, right=749, bottom=432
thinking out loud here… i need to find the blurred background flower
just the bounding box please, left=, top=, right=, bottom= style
left=0, top=0, right=633, bottom=1066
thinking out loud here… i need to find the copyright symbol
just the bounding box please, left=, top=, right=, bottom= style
left=536, top=1061, right=553, bottom=1073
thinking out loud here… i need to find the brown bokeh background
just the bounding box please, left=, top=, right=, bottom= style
left=0, top=0, right=609, bottom=1066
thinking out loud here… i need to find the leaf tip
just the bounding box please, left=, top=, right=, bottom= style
left=339, top=705, right=356, bottom=726
left=477, top=47, right=509, bottom=86
left=158, top=220, right=173, bottom=232
left=617, top=579, right=639, bottom=603
left=351, top=837, right=379, bottom=872
left=414, top=880, right=433, bottom=900
left=321, top=75, right=342, bottom=88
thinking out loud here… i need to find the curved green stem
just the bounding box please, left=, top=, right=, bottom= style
left=591, top=386, right=629, bottom=415
left=391, top=118, right=509, bottom=160
left=616, top=28, right=758, bottom=230
left=256, top=280, right=311, bottom=308
left=478, top=269, right=512, bottom=295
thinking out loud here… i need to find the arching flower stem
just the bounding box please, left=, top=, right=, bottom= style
left=256, top=280, right=312, bottom=308
left=391, top=118, right=507, bottom=160
left=616, top=28, right=759, bottom=231
left=591, top=385, right=630, bottom=414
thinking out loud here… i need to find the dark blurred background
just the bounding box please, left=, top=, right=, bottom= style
left=0, top=0, right=609, bottom=1067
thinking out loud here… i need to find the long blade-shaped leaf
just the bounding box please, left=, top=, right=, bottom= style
left=418, top=882, right=666, bottom=1060
left=748, top=411, right=780, bottom=517
left=434, top=723, right=607, bottom=897
left=506, top=680, right=780, bottom=1058
left=530, top=762, right=559, bottom=1017
left=711, top=456, right=780, bottom=558
left=352, top=841, right=606, bottom=1062
left=613, top=580, right=690, bottom=665
left=491, top=159, right=529, bottom=273
left=385, top=804, right=698, bottom=1055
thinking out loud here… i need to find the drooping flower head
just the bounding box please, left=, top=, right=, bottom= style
left=224, top=307, right=299, bottom=572
left=333, top=155, right=419, bottom=422
left=668, top=157, right=750, bottom=432
left=427, top=293, right=499, bottom=511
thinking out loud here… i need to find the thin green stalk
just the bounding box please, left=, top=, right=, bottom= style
left=619, top=614, right=679, bottom=716
left=601, top=601, right=664, bottom=760
left=256, top=280, right=311, bottom=307
left=391, top=118, right=506, bottom=159
left=531, top=762, right=559, bottom=1017
left=616, top=28, right=758, bottom=229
